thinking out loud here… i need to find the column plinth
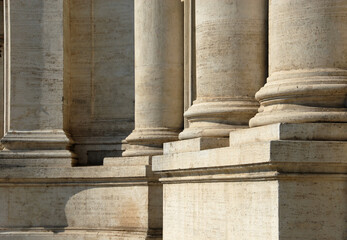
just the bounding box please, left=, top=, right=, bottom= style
left=123, top=128, right=180, bottom=157
left=180, top=99, right=259, bottom=139
left=123, top=0, right=184, bottom=157
left=250, top=0, right=347, bottom=127
left=179, top=0, right=267, bottom=140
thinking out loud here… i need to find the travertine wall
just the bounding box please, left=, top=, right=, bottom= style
left=163, top=181, right=279, bottom=239
left=67, top=0, right=135, bottom=165
left=0, top=164, right=162, bottom=239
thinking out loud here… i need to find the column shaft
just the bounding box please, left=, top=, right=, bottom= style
left=250, top=0, right=347, bottom=127
left=0, top=0, right=75, bottom=167
left=179, top=0, right=267, bottom=140
left=123, top=0, right=184, bottom=157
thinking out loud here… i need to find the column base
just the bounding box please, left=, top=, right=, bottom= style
left=123, top=128, right=179, bottom=157
left=250, top=69, right=347, bottom=127
left=1, top=130, right=72, bottom=150
left=163, top=137, right=229, bottom=154
left=153, top=123, right=347, bottom=240
left=181, top=100, right=258, bottom=139
left=123, top=144, right=164, bottom=157
left=0, top=130, right=76, bottom=167
left=0, top=150, right=77, bottom=167
left=179, top=123, right=247, bottom=140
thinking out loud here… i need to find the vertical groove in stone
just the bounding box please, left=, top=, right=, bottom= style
left=0, top=1, right=4, bottom=148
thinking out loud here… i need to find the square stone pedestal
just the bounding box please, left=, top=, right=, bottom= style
left=0, top=156, right=162, bottom=240
left=152, top=123, right=347, bottom=240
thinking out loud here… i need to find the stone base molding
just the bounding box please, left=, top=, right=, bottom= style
left=0, top=130, right=76, bottom=167
left=0, top=230, right=161, bottom=240
left=124, top=128, right=181, bottom=157
left=180, top=99, right=259, bottom=139
left=250, top=69, right=347, bottom=127
left=153, top=123, right=347, bottom=240
left=250, top=0, right=347, bottom=127
left=0, top=158, right=162, bottom=240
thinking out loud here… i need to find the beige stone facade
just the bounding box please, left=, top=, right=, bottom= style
left=0, top=0, right=346, bottom=239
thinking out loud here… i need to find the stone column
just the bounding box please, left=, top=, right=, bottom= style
left=250, top=0, right=347, bottom=127
left=0, top=0, right=75, bottom=167
left=179, top=0, right=267, bottom=140
left=123, top=0, right=184, bottom=157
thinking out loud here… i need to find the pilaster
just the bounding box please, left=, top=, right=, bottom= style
left=0, top=0, right=75, bottom=167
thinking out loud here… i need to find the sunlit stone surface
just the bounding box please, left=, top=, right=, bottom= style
left=0, top=0, right=346, bottom=239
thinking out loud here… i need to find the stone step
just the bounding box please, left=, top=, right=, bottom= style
left=163, top=137, right=229, bottom=154
left=229, top=123, right=347, bottom=145
left=103, top=156, right=151, bottom=166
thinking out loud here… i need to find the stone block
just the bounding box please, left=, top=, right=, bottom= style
left=153, top=125, right=347, bottom=239
left=104, top=156, right=151, bottom=167
left=160, top=175, right=347, bottom=240
left=229, top=123, right=347, bottom=144
left=153, top=141, right=347, bottom=173
left=0, top=150, right=76, bottom=167
left=163, top=137, right=229, bottom=154
left=0, top=166, right=162, bottom=239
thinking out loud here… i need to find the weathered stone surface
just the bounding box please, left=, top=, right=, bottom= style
left=1, top=1, right=347, bottom=240
left=0, top=231, right=157, bottom=240
left=250, top=0, right=347, bottom=127
left=67, top=0, right=135, bottom=165
left=0, top=0, right=75, bottom=168
left=6, top=0, right=65, bottom=132
left=104, top=156, right=151, bottom=167
left=0, top=166, right=162, bottom=239
left=153, top=141, right=347, bottom=173
left=154, top=121, right=347, bottom=239
left=163, top=137, right=229, bottom=154
left=163, top=181, right=278, bottom=240
left=123, top=0, right=184, bottom=157
left=160, top=175, right=346, bottom=240
left=229, top=123, right=347, bottom=144
left=180, top=0, right=266, bottom=139
left=0, top=150, right=76, bottom=167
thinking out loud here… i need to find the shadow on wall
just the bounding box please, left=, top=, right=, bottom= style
left=67, top=0, right=135, bottom=166
left=0, top=183, right=162, bottom=237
